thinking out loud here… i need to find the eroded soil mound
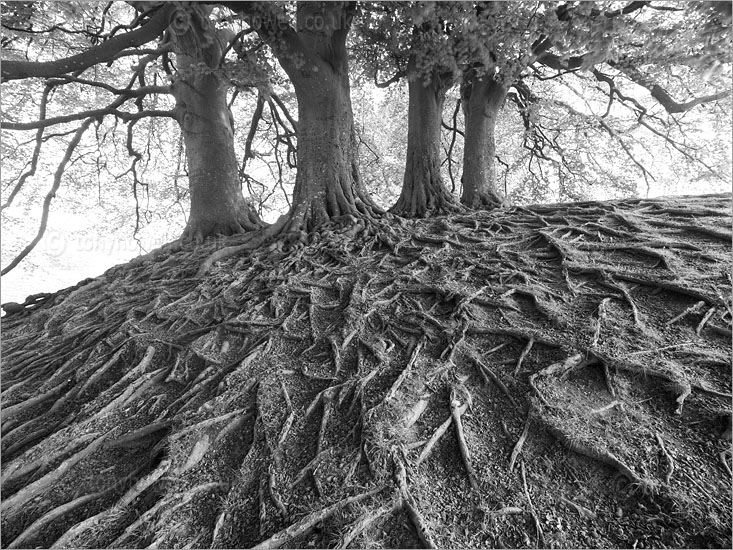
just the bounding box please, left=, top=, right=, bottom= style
left=1, top=194, right=731, bottom=549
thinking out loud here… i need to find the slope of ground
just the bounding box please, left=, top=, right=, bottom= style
left=1, top=193, right=731, bottom=549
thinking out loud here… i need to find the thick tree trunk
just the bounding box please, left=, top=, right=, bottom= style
left=259, top=2, right=381, bottom=234
left=286, top=61, right=378, bottom=232
left=460, top=72, right=509, bottom=209
left=390, top=59, right=458, bottom=217
left=171, top=5, right=262, bottom=243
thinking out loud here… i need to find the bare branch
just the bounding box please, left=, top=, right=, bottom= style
left=219, top=2, right=304, bottom=70
left=267, top=96, right=297, bottom=169
left=111, top=44, right=172, bottom=62
left=125, top=119, right=146, bottom=240
left=646, top=4, right=684, bottom=11
left=243, top=92, right=266, bottom=167
left=552, top=91, right=656, bottom=188
left=591, top=69, right=649, bottom=119
left=375, top=69, right=405, bottom=88
left=1, top=83, right=53, bottom=210
left=537, top=53, right=728, bottom=119
left=269, top=92, right=298, bottom=133
left=442, top=97, right=462, bottom=193
left=602, top=1, right=650, bottom=17
left=634, top=116, right=723, bottom=178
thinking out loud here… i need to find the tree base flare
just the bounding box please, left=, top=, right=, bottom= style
left=180, top=206, right=265, bottom=245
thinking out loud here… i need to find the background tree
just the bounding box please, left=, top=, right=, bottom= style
left=444, top=0, right=731, bottom=209
left=391, top=6, right=461, bottom=217
left=356, top=2, right=463, bottom=217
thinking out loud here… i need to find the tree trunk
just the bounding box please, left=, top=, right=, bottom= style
left=390, top=58, right=458, bottom=217
left=171, top=4, right=262, bottom=243
left=460, top=72, right=509, bottom=209
left=286, top=58, right=378, bottom=232
left=265, top=2, right=381, bottom=233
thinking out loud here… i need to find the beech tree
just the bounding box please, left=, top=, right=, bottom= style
left=356, top=3, right=462, bottom=217
left=168, top=3, right=264, bottom=242
left=454, top=1, right=564, bottom=209
left=392, top=14, right=460, bottom=216
left=224, top=1, right=385, bottom=234
left=1, top=4, right=731, bottom=550
left=0, top=1, right=266, bottom=270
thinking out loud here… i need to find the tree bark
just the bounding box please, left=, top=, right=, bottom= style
left=287, top=71, right=377, bottom=231
left=171, top=4, right=262, bottom=243
left=281, top=3, right=381, bottom=232
left=228, top=2, right=381, bottom=234
left=460, top=72, right=509, bottom=209
left=391, top=58, right=458, bottom=217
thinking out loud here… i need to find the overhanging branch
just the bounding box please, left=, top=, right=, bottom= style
left=610, top=62, right=730, bottom=114
left=1, top=3, right=174, bottom=81
left=375, top=69, right=404, bottom=88
left=219, top=2, right=304, bottom=69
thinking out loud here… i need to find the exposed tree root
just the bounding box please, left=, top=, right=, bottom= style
left=513, top=336, right=535, bottom=376
left=196, top=215, right=288, bottom=277
left=589, top=400, right=624, bottom=416
left=520, top=461, right=544, bottom=547
left=385, top=339, right=424, bottom=401
left=1, top=194, right=730, bottom=548
left=337, top=499, right=401, bottom=548
left=7, top=487, right=110, bottom=549
left=251, top=486, right=386, bottom=550
left=545, top=424, right=646, bottom=487
left=720, top=450, right=732, bottom=478
left=470, top=355, right=521, bottom=411
left=1, top=430, right=109, bottom=524
left=559, top=496, right=596, bottom=519
left=394, top=452, right=438, bottom=549
left=51, top=457, right=172, bottom=547
left=403, top=394, right=430, bottom=428
left=450, top=385, right=479, bottom=491
left=696, top=306, right=717, bottom=335
left=416, top=403, right=468, bottom=467
left=666, top=300, right=706, bottom=326
left=508, top=416, right=531, bottom=472
left=529, top=354, right=590, bottom=407
left=590, top=351, right=709, bottom=415
left=591, top=297, right=611, bottom=347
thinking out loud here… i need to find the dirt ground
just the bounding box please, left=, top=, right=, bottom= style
left=1, top=193, right=731, bottom=548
